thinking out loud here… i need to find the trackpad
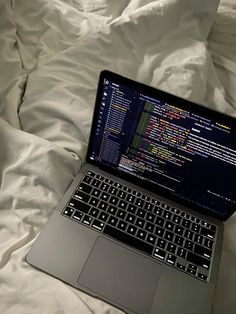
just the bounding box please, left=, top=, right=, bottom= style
left=78, top=237, right=162, bottom=314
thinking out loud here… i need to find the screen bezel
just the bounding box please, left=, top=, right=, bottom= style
left=86, top=70, right=236, bottom=221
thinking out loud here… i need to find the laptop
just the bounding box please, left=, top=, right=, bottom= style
left=26, top=70, right=236, bottom=314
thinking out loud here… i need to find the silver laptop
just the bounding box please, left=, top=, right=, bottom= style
left=26, top=70, right=236, bottom=314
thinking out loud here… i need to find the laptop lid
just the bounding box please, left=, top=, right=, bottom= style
left=87, top=70, right=236, bottom=221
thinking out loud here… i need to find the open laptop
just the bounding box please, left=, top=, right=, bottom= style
left=26, top=70, right=236, bottom=314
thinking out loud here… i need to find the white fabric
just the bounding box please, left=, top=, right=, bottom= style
left=0, top=0, right=236, bottom=313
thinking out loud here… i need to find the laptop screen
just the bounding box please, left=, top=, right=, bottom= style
left=87, top=71, right=236, bottom=220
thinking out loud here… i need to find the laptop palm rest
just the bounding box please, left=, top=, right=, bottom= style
left=78, top=236, right=162, bottom=314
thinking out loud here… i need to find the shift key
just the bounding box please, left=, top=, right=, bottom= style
left=186, top=251, right=210, bottom=270
left=194, top=244, right=212, bottom=259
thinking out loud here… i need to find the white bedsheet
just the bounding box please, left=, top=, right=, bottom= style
left=0, top=0, right=236, bottom=313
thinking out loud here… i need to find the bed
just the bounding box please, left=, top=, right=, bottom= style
left=0, top=0, right=236, bottom=313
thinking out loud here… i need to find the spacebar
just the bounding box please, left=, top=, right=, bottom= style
left=103, top=225, right=153, bottom=255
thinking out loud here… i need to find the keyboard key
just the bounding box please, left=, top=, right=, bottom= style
left=174, top=225, right=184, bottom=236
left=146, top=213, right=155, bottom=223
left=126, top=213, right=136, bottom=224
left=117, top=220, right=128, bottom=231
left=114, top=182, right=122, bottom=189
left=108, top=216, right=118, bottom=227
left=91, top=219, right=104, bottom=231
left=177, top=247, right=187, bottom=259
left=184, top=240, right=194, bottom=251
left=194, top=234, right=204, bottom=245
left=153, top=248, right=166, bottom=260
left=194, top=244, right=212, bottom=259
left=172, top=214, right=182, bottom=224
left=182, top=219, right=191, bottom=229
left=104, top=178, right=112, bottom=186
left=147, top=234, right=157, bottom=245
left=210, top=224, right=217, bottom=232
left=78, top=183, right=93, bottom=194
left=118, top=200, right=128, bottom=209
left=91, top=178, right=100, bottom=188
left=126, top=194, right=135, bottom=203
left=117, top=190, right=126, bottom=198
left=86, top=171, right=95, bottom=177
left=142, top=195, right=150, bottom=201
left=166, top=253, right=176, bottom=266
left=165, top=221, right=175, bottom=231
left=137, top=229, right=147, bottom=241
left=101, top=192, right=109, bottom=201
left=74, top=191, right=90, bottom=203
left=171, top=208, right=180, bottom=215
left=82, top=215, right=93, bottom=226
left=145, top=222, right=155, bottom=233
left=89, top=197, right=99, bottom=207
left=123, top=186, right=131, bottom=192
left=103, top=225, right=153, bottom=255
left=166, top=243, right=177, bottom=254
left=191, top=216, right=200, bottom=224
left=137, top=208, right=146, bottom=218
left=144, top=202, right=153, bottom=211
left=135, top=198, right=144, bottom=207
left=100, top=182, right=109, bottom=191
left=198, top=273, right=208, bottom=281
left=107, top=205, right=117, bottom=215
left=164, top=231, right=174, bottom=242
left=153, top=206, right=163, bottom=216
left=91, top=188, right=101, bottom=197
left=109, top=186, right=118, bottom=195
left=135, top=218, right=145, bottom=228
left=110, top=196, right=119, bottom=205
left=186, top=252, right=210, bottom=270
left=82, top=175, right=93, bottom=184
left=98, top=201, right=108, bottom=211
left=188, top=263, right=197, bottom=271
left=63, top=207, right=74, bottom=217
left=152, top=199, right=161, bottom=206
left=162, top=210, right=172, bottom=220
left=184, top=229, right=194, bottom=240
left=154, top=226, right=164, bottom=237
left=191, top=223, right=201, bottom=233
left=95, top=175, right=104, bottom=182
left=161, top=203, right=171, bottom=210
left=181, top=212, right=190, bottom=219
left=174, top=235, right=184, bottom=246
left=187, top=268, right=197, bottom=276
left=98, top=212, right=109, bottom=222
left=127, top=225, right=137, bottom=236
left=204, top=238, right=213, bottom=249
left=201, top=221, right=211, bottom=229
left=156, top=238, right=166, bottom=249
left=72, top=210, right=83, bottom=221
left=177, top=263, right=186, bottom=271
left=69, top=199, right=90, bottom=214
left=89, top=207, right=100, bottom=217
left=201, top=227, right=215, bottom=240
left=155, top=217, right=164, bottom=226
left=127, top=204, right=137, bottom=214
left=117, top=209, right=126, bottom=219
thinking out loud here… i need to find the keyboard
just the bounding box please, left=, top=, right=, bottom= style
left=62, top=170, right=217, bottom=282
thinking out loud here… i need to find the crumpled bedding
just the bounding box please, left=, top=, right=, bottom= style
left=0, top=0, right=236, bottom=313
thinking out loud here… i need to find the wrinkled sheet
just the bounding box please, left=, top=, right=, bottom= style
left=0, top=0, right=236, bottom=313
